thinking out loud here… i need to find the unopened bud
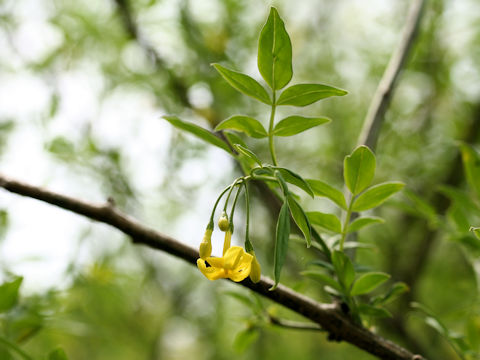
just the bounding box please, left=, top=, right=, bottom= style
left=199, top=228, right=213, bottom=259
left=218, top=212, right=230, bottom=232
left=249, top=252, right=261, bottom=283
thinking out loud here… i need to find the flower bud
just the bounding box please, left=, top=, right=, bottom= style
left=199, top=228, right=213, bottom=259
left=218, top=212, right=230, bottom=232
left=249, top=252, right=261, bottom=283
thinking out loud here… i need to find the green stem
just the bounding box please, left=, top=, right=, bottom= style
left=244, top=181, right=253, bottom=252
left=223, top=178, right=242, bottom=212
left=268, top=91, right=278, bottom=166
left=209, top=185, right=233, bottom=225
left=229, top=184, right=243, bottom=232
left=340, top=195, right=355, bottom=252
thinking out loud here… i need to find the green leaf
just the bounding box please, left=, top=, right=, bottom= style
left=347, top=216, right=385, bottom=233
left=460, top=143, right=480, bottom=197
left=357, top=304, right=392, bottom=319
left=351, top=272, right=390, bottom=296
left=344, top=145, right=376, bottom=195
left=331, top=250, right=355, bottom=291
left=307, top=211, right=342, bottom=233
left=0, top=277, right=23, bottom=313
left=307, top=179, right=347, bottom=210
left=258, top=7, right=292, bottom=90
left=48, top=348, right=68, bottom=360
left=275, top=167, right=314, bottom=198
left=212, top=64, right=271, bottom=104
left=223, top=131, right=247, bottom=148
left=352, top=182, right=404, bottom=212
left=233, top=144, right=263, bottom=167
left=271, top=201, right=290, bottom=290
left=301, top=270, right=342, bottom=292
left=277, top=84, right=347, bottom=106
left=273, top=116, right=330, bottom=136
left=162, top=116, right=232, bottom=154
left=215, top=116, right=268, bottom=139
left=287, top=195, right=311, bottom=247
left=372, top=282, right=409, bottom=306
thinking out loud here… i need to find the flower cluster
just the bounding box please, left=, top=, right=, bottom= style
left=197, top=210, right=261, bottom=283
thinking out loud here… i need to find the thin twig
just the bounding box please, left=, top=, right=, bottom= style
left=0, top=173, right=423, bottom=360
left=357, top=0, right=426, bottom=149
left=346, top=0, right=427, bottom=260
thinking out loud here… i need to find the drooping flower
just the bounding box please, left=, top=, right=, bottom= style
left=249, top=252, right=261, bottom=283
left=197, top=246, right=253, bottom=282
left=199, top=228, right=213, bottom=260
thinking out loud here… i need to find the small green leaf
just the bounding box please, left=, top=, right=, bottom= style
left=372, top=282, right=409, bottom=306
left=233, top=144, right=262, bottom=167
left=307, top=211, right=342, bottom=233
left=271, top=201, right=290, bottom=290
left=352, top=182, right=404, bottom=212
left=344, top=145, right=376, bottom=195
left=307, top=179, right=347, bottom=210
left=163, top=116, right=232, bottom=154
left=460, top=143, right=480, bottom=198
left=347, top=216, right=384, bottom=233
left=277, top=83, right=347, bottom=106
left=275, top=167, right=314, bottom=198
left=273, top=116, right=330, bottom=136
left=215, top=116, right=268, bottom=139
left=0, top=277, right=23, bottom=313
left=258, top=7, right=292, bottom=90
left=48, top=348, right=68, bottom=360
left=357, top=304, right=392, bottom=318
left=351, top=272, right=390, bottom=296
left=331, top=250, right=355, bottom=291
left=212, top=64, right=271, bottom=104
left=287, top=195, right=311, bottom=247
left=301, top=270, right=342, bottom=292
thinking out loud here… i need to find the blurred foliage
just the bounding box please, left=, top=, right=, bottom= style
left=0, top=0, right=480, bottom=359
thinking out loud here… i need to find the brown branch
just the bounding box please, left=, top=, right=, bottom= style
left=357, top=0, right=426, bottom=149
left=0, top=173, right=423, bottom=360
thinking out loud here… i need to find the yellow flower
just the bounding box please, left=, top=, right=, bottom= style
left=249, top=252, right=261, bottom=283
left=199, top=228, right=213, bottom=260
left=197, top=246, right=253, bottom=282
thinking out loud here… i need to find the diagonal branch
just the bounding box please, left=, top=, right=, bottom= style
left=357, top=0, right=426, bottom=150
left=0, top=173, right=423, bottom=360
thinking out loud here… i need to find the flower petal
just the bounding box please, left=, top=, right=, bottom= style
left=229, top=263, right=252, bottom=282
left=223, top=246, right=244, bottom=270
left=197, top=259, right=226, bottom=280
left=205, top=257, right=224, bottom=268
